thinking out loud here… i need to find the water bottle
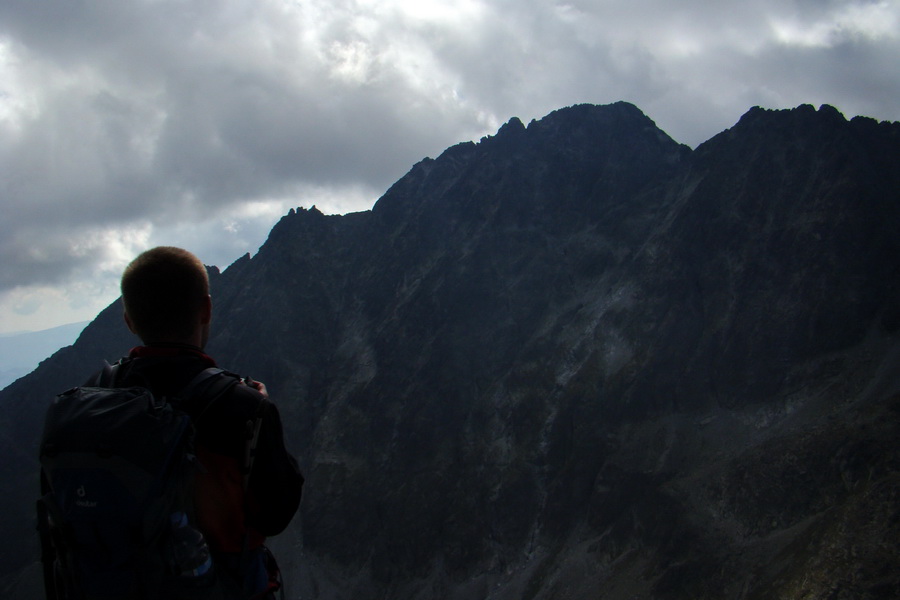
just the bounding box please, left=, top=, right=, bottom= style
left=169, top=511, right=213, bottom=578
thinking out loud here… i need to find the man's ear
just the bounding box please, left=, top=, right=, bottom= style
left=200, top=294, right=212, bottom=325
left=124, top=311, right=137, bottom=334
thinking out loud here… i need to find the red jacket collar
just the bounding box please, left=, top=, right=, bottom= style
left=128, top=343, right=218, bottom=367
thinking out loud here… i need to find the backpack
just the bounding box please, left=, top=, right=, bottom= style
left=36, top=363, right=252, bottom=600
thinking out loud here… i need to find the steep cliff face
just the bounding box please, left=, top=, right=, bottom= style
left=1, top=102, right=898, bottom=599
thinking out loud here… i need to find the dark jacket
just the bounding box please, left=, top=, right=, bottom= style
left=97, top=343, right=303, bottom=555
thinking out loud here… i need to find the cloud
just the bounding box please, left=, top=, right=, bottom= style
left=0, top=0, right=898, bottom=332
left=769, top=0, right=899, bottom=47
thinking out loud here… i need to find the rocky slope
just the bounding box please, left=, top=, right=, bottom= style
left=1, top=102, right=898, bottom=599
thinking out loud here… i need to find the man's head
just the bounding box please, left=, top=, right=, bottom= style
left=121, top=246, right=212, bottom=346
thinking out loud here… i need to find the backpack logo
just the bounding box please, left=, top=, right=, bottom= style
left=74, top=484, right=98, bottom=509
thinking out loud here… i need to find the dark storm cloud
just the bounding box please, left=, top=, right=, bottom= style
left=0, top=0, right=487, bottom=292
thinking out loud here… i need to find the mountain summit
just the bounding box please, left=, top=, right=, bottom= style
left=2, top=102, right=898, bottom=599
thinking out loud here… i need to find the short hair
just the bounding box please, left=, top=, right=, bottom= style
left=121, top=247, right=209, bottom=342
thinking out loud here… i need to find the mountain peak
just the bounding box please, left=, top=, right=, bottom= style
left=735, top=102, right=850, bottom=130
left=497, top=115, right=525, bottom=136
left=372, top=102, right=687, bottom=226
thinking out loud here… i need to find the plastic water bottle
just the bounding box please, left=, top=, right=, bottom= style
left=169, top=511, right=213, bottom=578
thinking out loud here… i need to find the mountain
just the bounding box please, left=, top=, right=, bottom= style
left=0, top=322, right=89, bottom=390
left=1, top=102, right=898, bottom=599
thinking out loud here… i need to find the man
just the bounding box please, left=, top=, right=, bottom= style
left=105, top=246, right=302, bottom=597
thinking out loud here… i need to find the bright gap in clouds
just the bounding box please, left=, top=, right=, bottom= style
left=770, top=1, right=898, bottom=48
left=0, top=41, right=28, bottom=131
left=357, top=0, right=485, bottom=24
left=0, top=224, right=151, bottom=333
left=0, top=185, right=377, bottom=335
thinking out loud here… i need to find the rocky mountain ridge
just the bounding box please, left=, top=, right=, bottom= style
left=1, top=101, right=898, bottom=599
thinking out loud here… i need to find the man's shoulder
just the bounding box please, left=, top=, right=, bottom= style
left=200, top=369, right=266, bottom=420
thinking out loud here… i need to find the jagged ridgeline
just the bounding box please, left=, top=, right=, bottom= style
left=2, top=102, right=899, bottom=599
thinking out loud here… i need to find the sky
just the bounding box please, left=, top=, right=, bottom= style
left=1, top=0, right=898, bottom=335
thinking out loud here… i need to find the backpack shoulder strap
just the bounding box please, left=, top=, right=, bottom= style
left=178, top=367, right=226, bottom=399
left=176, top=367, right=241, bottom=424
left=243, top=396, right=268, bottom=491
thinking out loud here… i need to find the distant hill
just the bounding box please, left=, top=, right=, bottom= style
left=0, top=322, right=88, bottom=390
left=1, top=102, right=898, bottom=600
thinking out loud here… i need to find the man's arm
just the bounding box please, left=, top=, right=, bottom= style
left=246, top=399, right=304, bottom=536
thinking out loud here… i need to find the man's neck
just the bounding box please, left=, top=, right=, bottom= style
left=128, top=343, right=217, bottom=366
left=143, top=340, right=204, bottom=352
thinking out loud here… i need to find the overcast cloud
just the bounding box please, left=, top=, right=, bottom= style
left=1, top=0, right=898, bottom=333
